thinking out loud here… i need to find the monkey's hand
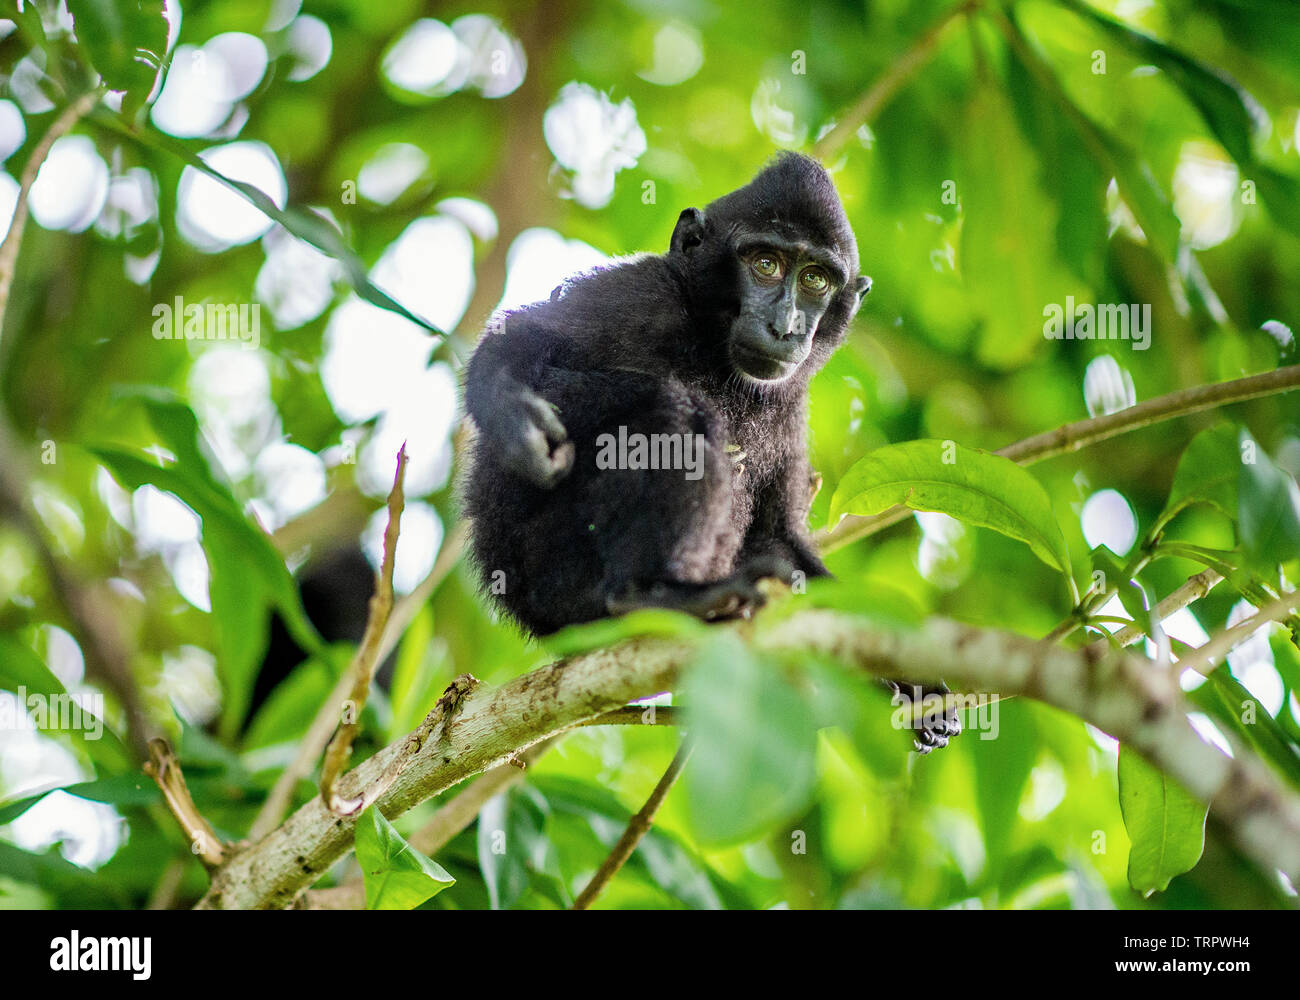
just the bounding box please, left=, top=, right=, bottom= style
left=482, top=386, right=575, bottom=488
left=608, top=557, right=795, bottom=622
left=884, top=679, right=962, bottom=754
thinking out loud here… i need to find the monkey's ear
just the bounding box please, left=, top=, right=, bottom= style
left=855, top=275, right=873, bottom=305
left=670, top=208, right=706, bottom=255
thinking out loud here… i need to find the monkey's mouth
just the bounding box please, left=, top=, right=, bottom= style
left=729, top=343, right=801, bottom=383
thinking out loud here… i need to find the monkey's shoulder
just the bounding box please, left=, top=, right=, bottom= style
left=541, top=252, right=680, bottom=314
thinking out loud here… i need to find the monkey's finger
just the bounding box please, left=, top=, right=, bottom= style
left=510, top=425, right=574, bottom=488
left=521, top=391, right=569, bottom=445
left=740, top=556, right=795, bottom=586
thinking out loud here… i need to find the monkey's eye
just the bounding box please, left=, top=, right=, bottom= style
left=799, top=267, right=830, bottom=294
left=751, top=255, right=783, bottom=279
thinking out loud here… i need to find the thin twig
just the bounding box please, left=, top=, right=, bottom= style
left=145, top=857, right=188, bottom=911
left=249, top=517, right=467, bottom=840
left=572, top=738, right=694, bottom=910
left=576, top=704, right=680, bottom=728
left=1174, top=589, right=1300, bottom=678
left=143, top=738, right=227, bottom=869
left=819, top=365, right=1300, bottom=552
left=1100, top=570, right=1224, bottom=649
left=0, top=89, right=152, bottom=756
left=319, top=445, right=407, bottom=815
left=813, top=1, right=980, bottom=161
left=0, top=90, right=102, bottom=336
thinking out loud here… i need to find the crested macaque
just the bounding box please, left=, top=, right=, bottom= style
left=462, top=152, right=958, bottom=752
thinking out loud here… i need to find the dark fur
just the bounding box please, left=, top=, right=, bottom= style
left=461, top=153, right=862, bottom=635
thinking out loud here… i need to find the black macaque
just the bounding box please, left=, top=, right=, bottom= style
left=462, top=152, right=958, bottom=752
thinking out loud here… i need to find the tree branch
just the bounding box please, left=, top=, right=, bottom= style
left=572, top=738, right=693, bottom=910
left=318, top=446, right=407, bottom=815
left=813, top=1, right=980, bottom=161
left=1102, top=569, right=1223, bottom=649
left=298, top=735, right=559, bottom=910
left=298, top=701, right=680, bottom=909
left=1175, top=589, right=1300, bottom=677
left=196, top=609, right=1300, bottom=908
left=143, top=738, right=227, bottom=870
left=819, top=364, right=1300, bottom=551
left=0, top=90, right=152, bottom=757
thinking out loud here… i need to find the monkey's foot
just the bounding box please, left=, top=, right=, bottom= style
left=607, top=558, right=794, bottom=622
left=884, top=679, right=962, bottom=754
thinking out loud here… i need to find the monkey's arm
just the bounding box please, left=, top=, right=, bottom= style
left=739, top=458, right=829, bottom=581
left=465, top=317, right=575, bottom=487
left=743, top=459, right=961, bottom=754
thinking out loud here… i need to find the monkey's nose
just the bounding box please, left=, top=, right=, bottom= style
left=768, top=322, right=804, bottom=341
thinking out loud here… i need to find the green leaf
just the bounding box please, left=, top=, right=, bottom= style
left=0, top=635, right=130, bottom=773
left=1002, top=11, right=1183, bottom=262
left=533, top=775, right=734, bottom=910
left=354, top=806, right=455, bottom=910
left=1118, top=746, right=1207, bottom=896
left=91, top=446, right=322, bottom=735
left=476, top=784, right=559, bottom=910
left=802, top=655, right=910, bottom=779
left=1090, top=544, right=1162, bottom=641
left=112, top=386, right=231, bottom=495
left=830, top=439, right=1073, bottom=579
left=960, top=81, right=1089, bottom=367
left=2, top=774, right=160, bottom=824
left=244, top=650, right=346, bottom=751
left=1158, top=423, right=1241, bottom=529
left=1005, top=31, right=1109, bottom=285
left=681, top=634, right=818, bottom=845
left=971, top=703, right=1036, bottom=877
left=0, top=841, right=131, bottom=909
left=1237, top=431, right=1300, bottom=571
left=1252, top=165, right=1300, bottom=239
left=1059, top=0, right=1256, bottom=162
left=541, top=608, right=706, bottom=658
left=67, top=0, right=166, bottom=115
left=389, top=605, right=443, bottom=740
left=1188, top=667, right=1300, bottom=790
left=91, top=111, right=445, bottom=336
left=1058, top=0, right=1300, bottom=242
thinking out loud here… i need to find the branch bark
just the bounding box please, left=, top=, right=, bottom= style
left=196, top=609, right=1300, bottom=909
left=144, top=738, right=227, bottom=869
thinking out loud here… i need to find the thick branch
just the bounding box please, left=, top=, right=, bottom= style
left=196, top=610, right=1300, bottom=909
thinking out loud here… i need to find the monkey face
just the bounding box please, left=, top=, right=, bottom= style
left=665, top=153, right=872, bottom=388
left=725, top=235, right=851, bottom=384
